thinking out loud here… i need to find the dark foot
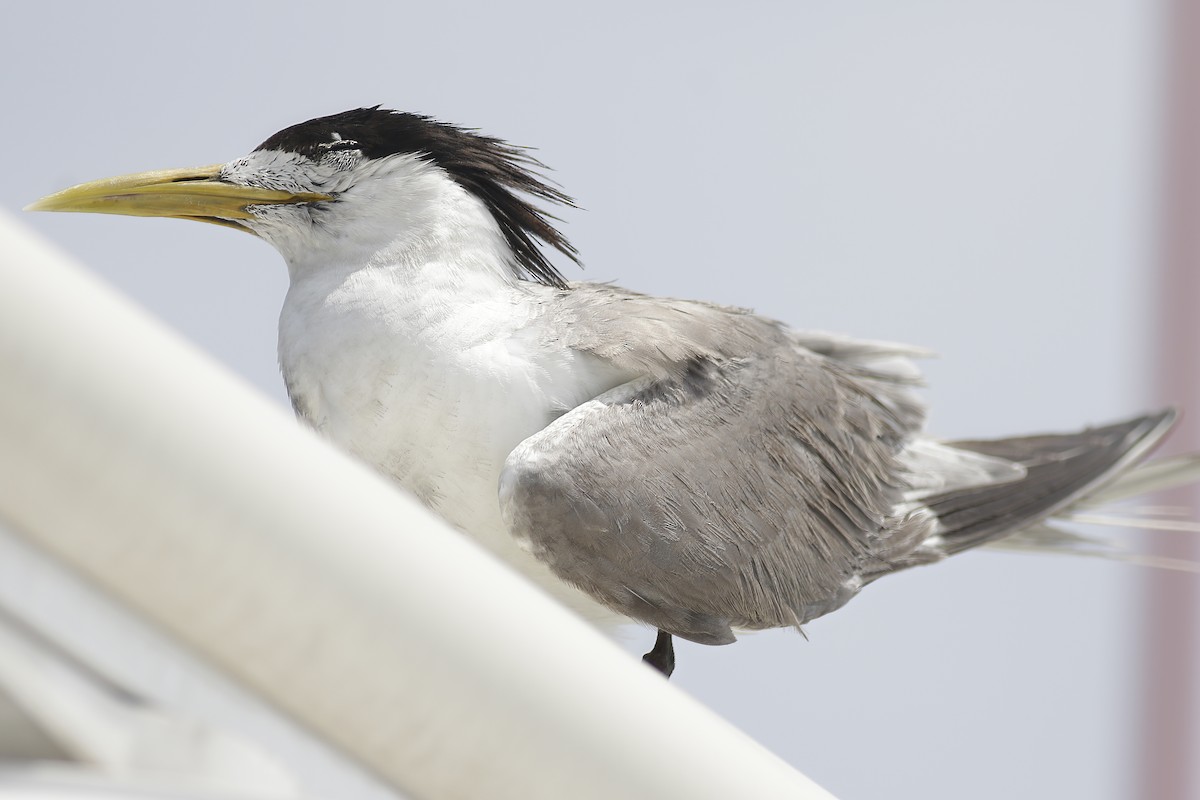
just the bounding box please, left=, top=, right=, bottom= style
left=642, top=629, right=675, bottom=678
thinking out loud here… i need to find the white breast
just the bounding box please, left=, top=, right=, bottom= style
left=278, top=264, right=632, bottom=626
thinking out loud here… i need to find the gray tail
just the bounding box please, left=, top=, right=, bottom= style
left=925, top=410, right=1178, bottom=556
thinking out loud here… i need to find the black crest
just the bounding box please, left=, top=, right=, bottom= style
left=256, top=107, right=578, bottom=288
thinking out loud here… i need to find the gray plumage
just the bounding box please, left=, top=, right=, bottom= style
left=502, top=284, right=1176, bottom=645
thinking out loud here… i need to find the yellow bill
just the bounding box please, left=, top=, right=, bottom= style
left=26, top=164, right=332, bottom=232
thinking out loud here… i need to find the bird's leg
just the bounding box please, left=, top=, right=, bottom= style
left=642, top=629, right=675, bottom=678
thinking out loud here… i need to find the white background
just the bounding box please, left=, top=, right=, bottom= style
left=2, top=2, right=1196, bottom=798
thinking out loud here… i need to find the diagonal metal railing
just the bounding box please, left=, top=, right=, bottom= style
left=0, top=212, right=835, bottom=800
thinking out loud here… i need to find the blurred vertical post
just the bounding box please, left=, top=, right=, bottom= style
left=1144, top=0, right=1200, bottom=797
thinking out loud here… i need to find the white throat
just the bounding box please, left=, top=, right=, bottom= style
left=269, top=155, right=523, bottom=291
left=272, top=162, right=629, bottom=625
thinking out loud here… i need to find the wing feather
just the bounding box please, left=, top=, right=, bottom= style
left=501, top=299, right=934, bottom=643
left=500, top=285, right=1186, bottom=643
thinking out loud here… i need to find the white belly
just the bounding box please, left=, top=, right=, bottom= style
left=279, top=271, right=632, bottom=627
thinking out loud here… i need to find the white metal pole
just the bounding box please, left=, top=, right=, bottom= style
left=0, top=213, right=835, bottom=800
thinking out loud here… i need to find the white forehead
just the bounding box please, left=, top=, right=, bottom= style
left=220, top=148, right=366, bottom=193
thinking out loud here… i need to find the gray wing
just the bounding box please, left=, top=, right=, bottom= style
left=501, top=289, right=934, bottom=644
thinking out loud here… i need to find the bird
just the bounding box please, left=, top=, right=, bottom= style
left=28, top=106, right=1200, bottom=677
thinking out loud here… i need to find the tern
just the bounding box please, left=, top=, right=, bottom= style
left=28, top=107, right=1200, bottom=677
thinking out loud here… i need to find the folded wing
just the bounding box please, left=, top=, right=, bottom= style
left=501, top=311, right=934, bottom=644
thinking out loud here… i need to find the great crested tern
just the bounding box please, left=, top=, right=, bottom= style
left=28, top=107, right=1200, bottom=677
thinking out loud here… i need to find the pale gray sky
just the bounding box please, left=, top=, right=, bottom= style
left=3, top=2, right=1194, bottom=798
